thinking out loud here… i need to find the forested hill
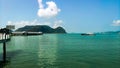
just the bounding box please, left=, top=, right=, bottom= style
left=15, top=25, right=67, bottom=33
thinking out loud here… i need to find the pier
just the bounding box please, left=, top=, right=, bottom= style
left=12, top=31, right=43, bottom=36
left=0, top=28, right=11, bottom=63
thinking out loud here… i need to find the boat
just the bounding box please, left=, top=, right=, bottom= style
left=81, top=33, right=95, bottom=36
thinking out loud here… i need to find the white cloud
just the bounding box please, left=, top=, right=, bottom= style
left=53, top=20, right=63, bottom=28
left=7, top=19, right=51, bottom=29
left=5, top=0, right=63, bottom=30
left=38, top=0, right=44, bottom=8
left=112, top=20, right=120, bottom=26
left=37, top=0, right=61, bottom=18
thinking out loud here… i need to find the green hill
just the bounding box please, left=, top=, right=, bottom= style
left=15, top=25, right=66, bottom=33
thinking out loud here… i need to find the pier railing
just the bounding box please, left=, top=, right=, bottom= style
left=0, top=34, right=11, bottom=42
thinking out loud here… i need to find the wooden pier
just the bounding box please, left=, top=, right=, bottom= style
left=0, top=28, right=11, bottom=63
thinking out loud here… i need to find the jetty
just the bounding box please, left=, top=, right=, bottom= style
left=12, top=31, right=43, bottom=36
left=0, top=28, right=11, bottom=63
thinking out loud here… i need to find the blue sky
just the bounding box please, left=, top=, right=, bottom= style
left=0, top=0, right=120, bottom=33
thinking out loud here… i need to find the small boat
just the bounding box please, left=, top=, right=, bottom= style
left=81, top=33, right=95, bottom=36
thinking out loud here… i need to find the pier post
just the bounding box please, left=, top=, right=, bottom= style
left=3, top=42, right=6, bottom=63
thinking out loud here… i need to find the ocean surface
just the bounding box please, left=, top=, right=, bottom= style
left=0, top=34, right=120, bottom=68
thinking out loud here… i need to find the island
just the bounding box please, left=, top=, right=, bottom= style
left=12, top=25, right=66, bottom=35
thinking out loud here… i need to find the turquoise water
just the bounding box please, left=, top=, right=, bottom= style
left=0, top=34, right=120, bottom=68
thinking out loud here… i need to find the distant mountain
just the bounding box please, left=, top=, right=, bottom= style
left=15, top=25, right=67, bottom=33
left=104, top=31, right=120, bottom=34
left=97, top=31, right=120, bottom=34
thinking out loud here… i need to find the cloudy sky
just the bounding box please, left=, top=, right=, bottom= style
left=0, top=0, right=120, bottom=33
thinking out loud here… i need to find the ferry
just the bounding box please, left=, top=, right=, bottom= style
left=81, top=33, right=95, bottom=36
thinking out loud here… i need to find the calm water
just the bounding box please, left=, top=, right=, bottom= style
left=0, top=34, right=120, bottom=68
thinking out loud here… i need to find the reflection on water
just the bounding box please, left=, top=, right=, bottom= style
left=0, top=34, right=59, bottom=68
left=0, top=34, right=120, bottom=68
left=37, top=35, right=58, bottom=67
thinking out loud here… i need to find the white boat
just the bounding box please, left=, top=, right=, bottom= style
left=81, top=32, right=95, bottom=36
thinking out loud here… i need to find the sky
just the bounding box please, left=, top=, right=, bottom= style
left=0, top=0, right=120, bottom=33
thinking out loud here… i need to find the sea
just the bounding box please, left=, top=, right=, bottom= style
left=0, top=34, right=120, bottom=68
